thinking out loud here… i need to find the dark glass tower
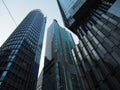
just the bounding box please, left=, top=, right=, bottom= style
left=37, top=20, right=80, bottom=90
left=0, top=9, right=46, bottom=90
left=57, top=0, right=120, bottom=89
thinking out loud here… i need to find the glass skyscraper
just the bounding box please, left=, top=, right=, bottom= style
left=37, top=20, right=81, bottom=90
left=0, top=9, right=46, bottom=90
left=57, top=0, right=120, bottom=89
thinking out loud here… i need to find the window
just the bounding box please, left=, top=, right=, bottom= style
left=103, top=25, right=111, bottom=32
left=102, top=14, right=109, bottom=19
left=0, top=71, right=7, bottom=80
left=104, top=37, right=114, bottom=48
left=82, top=47, right=88, bottom=56
left=9, top=55, right=15, bottom=61
left=88, top=31, right=93, bottom=37
left=96, top=20, right=104, bottom=26
left=92, top=36, right=99, bottom=45
left=98, top=44, right=107, bottom=55
left=92, top=50, right=100, bottom=60
left=83, top=36, right=88, bottom=42
left=97, top=31, right=105, bottom=38
left=92, top=25, right=98, bottom=32
left=87, top=42, right=93, bottom=50
left=7, top=62, right=12, bottom=69
left=109, top=18, right=118, bottom=25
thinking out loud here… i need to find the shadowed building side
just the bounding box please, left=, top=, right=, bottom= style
left=57, top=0, right=120, bottom=90
left=57, top=0, right=120, bottom=89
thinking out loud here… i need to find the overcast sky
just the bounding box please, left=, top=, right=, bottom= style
left=0, top=0, right=79, bottom=76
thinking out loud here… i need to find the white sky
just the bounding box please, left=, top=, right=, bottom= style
left=0, top=0, right=79, bottom=76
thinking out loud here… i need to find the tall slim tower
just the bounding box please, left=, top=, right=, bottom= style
left=37, top=20, right=80, bottom=90
left=57, top=0, right=120, bottom=89
left=0, top=9, right=46, bottom=90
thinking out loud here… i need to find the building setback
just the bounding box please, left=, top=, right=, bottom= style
left=0, top=9, right=46, bottom=90
left=57, top=0, right=120, bottom=89
left=37, top=20, right=81, bottom=90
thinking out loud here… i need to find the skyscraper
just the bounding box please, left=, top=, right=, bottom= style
left=37, top=20, right=80, bottom=90
left=57, top=0, right=120, bottom=34
left=57, top=0, right=120, bottom=89
left=0, top=9, right=46, bottom=90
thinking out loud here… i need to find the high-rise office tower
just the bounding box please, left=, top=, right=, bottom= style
left=0, top=9, right=46, bottom=90
left=57, top=0, right=120, bottom=89
left=37, top=20, right=80, bottom=90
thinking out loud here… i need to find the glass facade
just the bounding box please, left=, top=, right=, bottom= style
left=57, top=0, right=120, bottom=89
left=57, top=0, right=79, bottom=18
left=0, top=10, right=46, bottom=90
left=57, top=0, right=89, bottom=28
left=37, top=20, right=80, bottom=90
